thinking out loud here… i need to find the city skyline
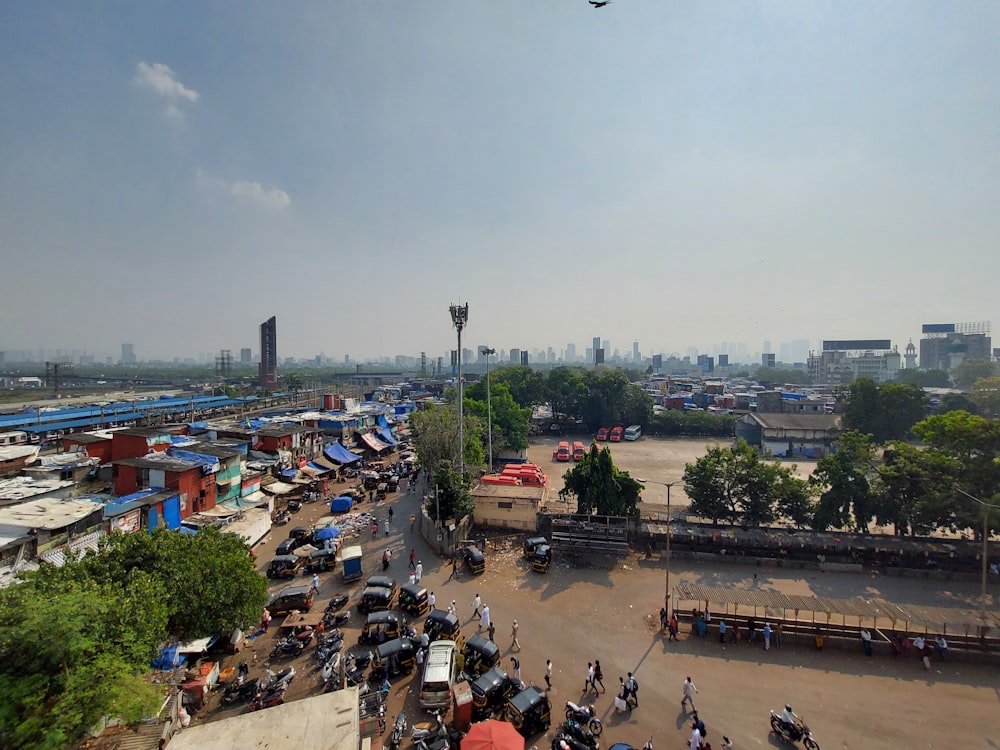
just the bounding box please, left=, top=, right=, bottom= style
left=1, top=5, right=997, bottom=361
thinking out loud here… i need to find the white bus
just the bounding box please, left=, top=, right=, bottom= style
left=624, top=425, right=642, bottom=441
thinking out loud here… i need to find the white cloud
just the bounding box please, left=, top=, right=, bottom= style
left=134, top=62, right=198, bottom=118
left=229, top=180, right=292, bottom=209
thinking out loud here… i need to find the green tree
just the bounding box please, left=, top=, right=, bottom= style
left=839, top=378, right=884, bottom=439
left=425, top=459, right=473, bottom=522
left=464, top=381, right=531, bottom=457
left=810, top=431, right=878, bottom=532
left=545, top=367, right=588, bottom=421
left=682, top=440, right=806, bottom=527
left=934, top=392, right=979, bottom=416
left=281, top=372, right=304, bottom=403
left=896, top=368, right=951, bottom=388
left=840, top=378, right=927, bottom=442
left=969, top=377, right=1000, bottom=417
left=648, top=410, right=735, bottom=438
left=411, top=404, right=485, bottom=478
left=490, top=366, right=546, bottom=408
left=872, top=441, right=960, bottom=536
left=560, top=444, right=643, bottom=519
left=950, top=358, right=998, bottom=389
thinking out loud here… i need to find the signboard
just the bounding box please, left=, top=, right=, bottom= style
left=922, top=323, right=956, bottom=334
left=112, top=509, right=141, bottom=534
left=822, top=340, right=891, bottom=351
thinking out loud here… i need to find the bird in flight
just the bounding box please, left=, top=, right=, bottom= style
left=589, top=0, right=613, bottom=7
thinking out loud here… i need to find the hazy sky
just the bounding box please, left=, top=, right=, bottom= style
left=2, top=2, right=998, bottom=362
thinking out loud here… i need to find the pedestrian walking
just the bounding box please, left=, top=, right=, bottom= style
left=774, top=622, right=783, bottom=648
left=448, top=552, right=458, bottom=580
left=311, top=572, right=320, bottom=593
left=669, top=614, right=679, bottom=641
left=371, top=521, right=378, bottom=538
left=428, top=591, right=436, bottom=609
left=473, top=594, right=482, bottom=620
left=409, top=571, right=416, bottom=585
left=615, top=677, right=629, bottom=713
left=718, top=620, right=727, bottom=643
left=747, top=617, right=757, bottom=644
left=861, top=628, right=873, bottom=657
left=409, top=514, right=416, bottom=531
left=448, top=600, right=457, bottom=616
left=625, top=672, right=639, bottom=708
left=721, top=737, right=733, bottom=750
left=388, top=507, right=394, bottom=523
left=261, top=607, right=271, bottom=633
left=481, top=604, right=491, bottom=633
left=545, top=659, right=552, bottom=689
left=385, top=518, right=391, bottom=536
left=659, top=607, right=667, bottom=632
left=510, top=656, right=521, bottom=688
left=488, top=620, right=496, bottom=643
left=415, top=561, right=423, bottom=582
left=409, top=549, right=416, bottom=570
left=763, top=622, right=772, bottom=651
left=681, top=676, right=698, bottom=712
left=593, top=660, right=606, bottom=693
left=511, top=620, right=521, bottom=651
left=585, top=662, right=595, bottom=693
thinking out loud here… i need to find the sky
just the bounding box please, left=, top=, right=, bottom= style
left=1, top=1, right=998, bottom=363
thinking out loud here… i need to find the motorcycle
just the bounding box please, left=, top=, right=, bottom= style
left=560, top=720, right=599, bottom=749
left=323, top=610, right=350, bottom=628
left=221, top=675, right=259, bottom=706
left=246, top=684, right=286, bottom=712
left=564, top=701, right=602, bottom=736
left=274, top=510, right=291, bottom=526
left=411, top=710, right=446, bottom=743
left=553, top=737, right=592, bottom=750
left=389, top=712, right=407, bottom=750
left=326, top=593, right=349, bottom=612
left=322, top=652, right=342, bottom=684
left=262, top=666, right=296, bottom=692
left=270, top=633, right=310, bottom=659
left=770, top=711, right=820, bottom=750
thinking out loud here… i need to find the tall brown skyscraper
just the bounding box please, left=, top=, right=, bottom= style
left=259, top=316, right=278, bottom=388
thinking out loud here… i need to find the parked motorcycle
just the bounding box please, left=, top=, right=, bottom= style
left=322, top=652, right=342, bottom=684
left=270, top=635, right=306, bottom=659
left=262, top=666, right=296, bottom=692
left=389, top=712, right=407, bottom=750
left=326, top=593, right=349, bottom=612
left=564, top=701, right=602, bottom=736
left=274, top=510, right=291, bottom=525
left=559, top=720, right=599, bottom=749
left=770, top=711, right=820, bottom=749
left=323, top=610, right=350, bottom=628
left=552, top=736, right=592, bottom=750
left=246, top=685, right=286, bottom=712
left=221, top=676, right=259, bottom=706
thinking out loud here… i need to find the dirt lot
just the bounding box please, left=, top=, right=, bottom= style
left=528, top=435, right=818, bottom=511
left=197, top=470, right=999, bottom=750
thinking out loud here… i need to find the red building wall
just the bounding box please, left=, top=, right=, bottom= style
left=64, top=437, right=113, bottom=465
left=111, top=433, right=171, bottom=462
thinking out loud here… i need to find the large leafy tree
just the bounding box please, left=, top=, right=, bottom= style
left=896, top=368, right=951, bottom=388
left=969, top=377, right=1000, bottom=417
left=425, top=460, right=474, bottom=522
left=490, top=366, right=546, bottom=409
left=560, top=444, right=642, bottom=519
left=411, top=404, right=485, bottom=479
left=544, top=367, right=588, bottom=420
left=840, top=378, right=927, bottom=442
left=951, top=358, right=998, bottom=388
left=682, top=439, right=809, bottom=527
left=934, top=392, right=979, bottom=416
left=464, top=380, right=531, bottom=457
left=873, top=441, right=960, bottom=536
left=810, top=431, right=878, bottom=532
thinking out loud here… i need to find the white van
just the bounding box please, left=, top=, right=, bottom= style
left=624, top=425, right=642, bottom=441
left=419, top=640, right=458, bottom=709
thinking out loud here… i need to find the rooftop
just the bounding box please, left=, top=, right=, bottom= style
left=0, top=497, right=104, bottom=532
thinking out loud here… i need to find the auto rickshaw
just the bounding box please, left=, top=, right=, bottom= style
left=266, top=554, right=304, bottom=579
left=471, top=666, right=519, bottom=720
left=459, top=545, right=486, bottom=575
left=387, top=475, right=399, bottom=492
left=371, top=637, right=416, bottom=677
left=376, top=483, right=388, bottom=500
left=424, top=609, right=465, bottom=650
left=398, top=583, right=430, bottom=617
left=366, top=575, right=397, bottom=593
left=530, top=544, right=552, bottom=573
left=524, top=537, right=548, bottom=559
left=506, top=685, right=550, bottom=736
left=463, top=633, right=501, bottom=677
left=358, top=585, right=397, bottom=614
left=359, top=611, right=404, bottom=644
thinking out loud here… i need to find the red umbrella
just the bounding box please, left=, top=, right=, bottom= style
left=461, top=719, right=526, bottom=750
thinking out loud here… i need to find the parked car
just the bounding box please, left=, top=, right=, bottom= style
left=266, top=585, right=315, bottom=616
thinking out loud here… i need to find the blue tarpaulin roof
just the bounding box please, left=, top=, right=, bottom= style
left=377, top=427, right=398, bottom=446
left=307, top=461, right=332, bottom=474
left=324, top=443, right=362, bottom=464
left=281, top=468, right=298, bottom=479
left=315, top=525, right=341, bottom=540
left=377, top=415, right=390, bottom=429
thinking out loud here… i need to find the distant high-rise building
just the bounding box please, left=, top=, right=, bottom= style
left=520, top=351, right=529, bottom=366
left=763, top=340, right=772, bottom=354
left=565, top=343, right=577, bottom=362
left=602, top=339, right=610, bottom=355
left=919, top=323, right=991, bottom=370
left=121, top=343, right=136, bottom=365
left=632, top=341, right=640, bottom=363
left=547, top=347, right=555, bottom=363
left=509, top=348, right=521, bottom=364
left=240, top=347, right=252, bottom=365
left=718, top=354, right=729, bottom=368
left=592, top=337, right=600, bottom=359
left=762, top=353, right=776, bottom=368
left=259, top=316, right=278, bottom=388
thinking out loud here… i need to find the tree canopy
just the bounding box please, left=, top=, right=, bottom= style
left=839, top=378, right=928, bottom=442
left=425, top=459, right=474, bottom=522
left=464, top=380, right=531, bottom=457
left=559, top=444, right=643, bottom=520
left=682, top=439, right=811, bottom=527
left=809, top=431, right=878, bottom=532
left=950, top=358, right=998, bottom=389
left=410, top=403, right=485, bottom=479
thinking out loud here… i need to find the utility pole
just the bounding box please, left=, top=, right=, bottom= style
left=480, top=347, right=495, bottom=473
left=449, top=303, right=469, bottom=478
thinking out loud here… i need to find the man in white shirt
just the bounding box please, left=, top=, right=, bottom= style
left=428, top=591, right=436, bottom=609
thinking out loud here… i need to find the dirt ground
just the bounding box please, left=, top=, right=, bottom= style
left=528, top=435, right=818, bottom=512
left=197, top=457, right=1000, bottom=750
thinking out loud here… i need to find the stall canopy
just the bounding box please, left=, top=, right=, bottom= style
left=330, top=496, right=354, bottom=513
left=315, top=526, right=341, bottom=541
left=360, top=432, right=390, bottom=452
left=324, top=443, right=362, bottom=465
left=377, top=428, right=398, bottom=446
left=461, top=719, right=525, bottom=750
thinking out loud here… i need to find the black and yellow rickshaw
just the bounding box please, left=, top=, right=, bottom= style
left=371, top=637, right=416, bottom=677
left=463, top=633, right=501, bottom=677
left=376, top=483, right=388, bottom=500
left=524, top=536, right=548, bottom=559
left=266, top=554, right=304, bottom=579
left=358, top=585, right=397, bottom=614
left=424, top=609, right=465, bottom=649
left=359, top=611, right=404, bottom=644
left=530, top=544, right=552, bottom=573
left=366, top=575, right=397, bottom=594
left=506, top=685, right=550, bottom=736
left=471, top=666, right=519, bottom=720
left=459, top=545, right=486, bottom=575
left=398, top=583, right=430, bottom=617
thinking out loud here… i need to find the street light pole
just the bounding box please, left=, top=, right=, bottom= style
left=638, top=478, right=684, bottom=615
left=449, top=303, right=469, bottom=478
left=481, top=347, right=495, bottom=473
left=954, top=486, right=997, bottom=619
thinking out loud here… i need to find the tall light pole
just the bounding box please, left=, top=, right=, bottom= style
left=449, top=303, right=469, bottom=478
left=480, top=347, right=495, bottom=473
left=638, top=478, right=684, bottom=615
left=954, top=486, right=997, bottom=620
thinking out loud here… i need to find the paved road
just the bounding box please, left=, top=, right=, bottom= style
left=225, top=477, right=999, bottom=749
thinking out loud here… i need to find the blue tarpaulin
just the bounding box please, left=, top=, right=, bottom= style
left=377, top=415, right=390, bottom=429
left=330, top=496, right=354, bottom=513
left=315, top=526, right=341, bottom=540
left=377, top=428, right=398, bottom=446
left=324, top=443, right=362, bottom=464
left=281, top=468, right=298, bottom=479
left=307, top=461, right=332, bottom=474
